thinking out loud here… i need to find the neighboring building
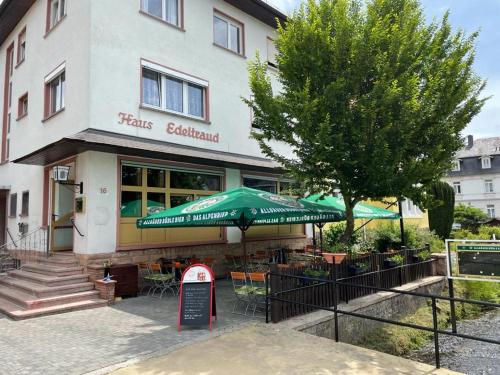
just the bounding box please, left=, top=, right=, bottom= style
left=443, top=135, right=500, bottom=219
left=0, top=0, right=308, bottom=271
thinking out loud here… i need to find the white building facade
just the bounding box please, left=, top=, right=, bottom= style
left=0, top=0, right=307, bottom=269
left=443, top=136, right=500, bottom=219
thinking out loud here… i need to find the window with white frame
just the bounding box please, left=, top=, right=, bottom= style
left=141, top=0, right=180, bottom=27
left=49, top=0, right=66, bottom=29
left=213, top=11, right=243, bottom=55
left=453, top=181, right=461, bottom=194
left=481, top=156, right=491, bottom=169
left=487, top=205, right=496, bottom=218
left=485, top=179, right=494, bottom=193
left=452, top=160, right=460, bottom=171
left=402, top=198, right=422, bottom=217
left=46, top=70, right=65, bottom=116
left=267, top=37, right=278, bottom=67
left=141, top=62, right=207, bottom=120
left=17, top=28, right=26, bottom=64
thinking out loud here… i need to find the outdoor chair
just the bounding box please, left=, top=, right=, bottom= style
left=145, top=263, right=176, bottom=298
left=189, top=256, right=200, bottom=265
left=248, top=272, right=267, bottom=316
left=202, top=257, right=214, bottom=268
left=138, top=262, right=153, bottom=295
left=230, top=272, right=253, bottom=315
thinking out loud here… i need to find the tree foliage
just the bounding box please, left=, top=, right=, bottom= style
left=454, top=204, right=488, bottom=233
left=245, top=0, right=486, bottom=242
left=427, top=181, right=455, bottom=239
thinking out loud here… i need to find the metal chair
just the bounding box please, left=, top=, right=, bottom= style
left=230, top=272, right=253, bottom=315
left=248, top=272, right=267, bottom=316
left=138, top=262, right=153, bottom=295
left=145, top=263, right=176, bottom=298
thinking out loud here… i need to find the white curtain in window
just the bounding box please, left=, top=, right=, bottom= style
left=143, top=69, right=161, bottom=107
left=188, top=84, right=203, bottom=117
left=165, top=0, right=178, bottom=25
left=51, top=1, right=60, bottom=26
left=166, top=77, right=183, bottom=112
left=145, top=0, right=162, bottom=18
left=230, top=24, right=239, bottom=52
left=214, top=16, right=228, bottom=48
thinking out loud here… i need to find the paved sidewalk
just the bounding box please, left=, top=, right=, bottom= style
left=110, top=324, right=461, bottom=375
left=0, top=281, right=255, bottom=375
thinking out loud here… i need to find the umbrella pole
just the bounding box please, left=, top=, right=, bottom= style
left=242, top=229, right=247, bottom=274
left=319, top=226, right=324, bottom=254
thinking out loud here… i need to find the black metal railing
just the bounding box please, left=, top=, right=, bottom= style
left=0, top=227, right=49, bottom=268
left=265, top=272, right=500, bottom=369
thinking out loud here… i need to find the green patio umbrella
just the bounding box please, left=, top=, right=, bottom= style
left=137, top=187, right=345, bottom=271
left=303, top=194, right=400, bottom=219
left=302, top=194, right=400, bottom=252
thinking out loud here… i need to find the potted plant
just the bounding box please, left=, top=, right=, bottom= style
left=348, top=261, right=370, bottom=276
left=384, top=254, right=404, bottom=268
left=412, top=249, right=431, bottom=263
left=103, top=259, right=113, bottom=278
left=322, top=243, right=349, bottom=264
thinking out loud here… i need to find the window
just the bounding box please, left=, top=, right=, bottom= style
left=2, top=43, right=14, bottom=163
left=9, top=193, right=17, bottom=217
left=267, top=37, right=278, bottom=67
left=213, top=11, right=243, bottom=55
left=243, top=177, right=277, bottom=194
left=18, top=93, right=28, bottom=119
left=17, top=28, right=26, bottom=64
left=452, top=160, right=460, bottom=172
left=48, top=0, right=66, bottom=30
left=487, top=205, right=496, bottom=219
left=141, top=0, right=181, bottom=27
left=485, top=179, right=494, bottom=193
left=44, top=65, right=65, bottom=118
left=453, top=182, right=461, bottom=194
left=481, top=156, right=491, bottom=169
left=119, top=163, right=223, bottom=247
left=21, top=191, right=29, bottom=216
left=141, top=63, right=208, bottom=120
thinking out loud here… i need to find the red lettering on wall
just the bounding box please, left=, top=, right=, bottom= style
left=118, top=112, right=153, bottom=130
left=166, top=122, right=219, bottom=143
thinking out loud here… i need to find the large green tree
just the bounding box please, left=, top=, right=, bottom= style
left=246, top=0, right=486, bottom=242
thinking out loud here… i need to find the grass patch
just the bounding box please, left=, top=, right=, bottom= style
left=355, top=280, right=500, bottom=356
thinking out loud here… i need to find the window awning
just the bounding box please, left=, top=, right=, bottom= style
left=13, top=128, right=282, bottom=173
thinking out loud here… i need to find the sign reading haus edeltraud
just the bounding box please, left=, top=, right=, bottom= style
left=117, top=113, right=220, bottom=143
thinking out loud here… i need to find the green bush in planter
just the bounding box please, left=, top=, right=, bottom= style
left=416, top=249, right=431, bottom=261
left=303, top=268, right=329, bottom=279
left=387, top=254, right=404, bottom=265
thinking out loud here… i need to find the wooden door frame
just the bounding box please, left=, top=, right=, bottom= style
left=50, top=179, right=75, bottom=251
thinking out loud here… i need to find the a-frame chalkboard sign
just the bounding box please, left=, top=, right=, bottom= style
left=177, top=264, right=216, bottom=332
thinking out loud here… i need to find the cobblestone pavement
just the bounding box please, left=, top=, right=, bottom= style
left=0, top=280, right=258, bottom=375
left=410, top=309, right=500, bottom=375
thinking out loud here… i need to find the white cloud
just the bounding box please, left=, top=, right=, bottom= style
left=265, top=0, right=301, bottom=13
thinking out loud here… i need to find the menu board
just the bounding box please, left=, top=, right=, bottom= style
left=458, top=250, right=499, bottom=277
left=180, top=282, right=212, bottom=326
left=178, top=264, right=216, bottom=331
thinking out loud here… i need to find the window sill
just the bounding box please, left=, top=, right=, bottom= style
left=16, top=113, right=28, bottom=121
left=212, top=43, right=246, bottom=59
left=7, top=216, right=16, bottom=219
left=19, top=214, right=29, bottom=218
left=139, top=10, right=185, bottom=32
left=140, top=104, right=211, bottom=125
left=42, top=107, right=65, bottom=123
left=44, top=15, right=67, bottom=38
left=15, top=59, right=25, bottom=69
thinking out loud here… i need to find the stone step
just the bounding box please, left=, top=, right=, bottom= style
left=0, top=277, right=94, bottom=298
left=22, top=263, right=83, bottom=277
left=0, top=296, right=108, bottom=320
left=8, top=269, right=89, bottom=286
left=36, top=258, right=79, bottom=267
left=0, top=286, right=100, bottom=309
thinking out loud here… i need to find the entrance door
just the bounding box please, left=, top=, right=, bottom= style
left=51, top=181, right=74, bottom=251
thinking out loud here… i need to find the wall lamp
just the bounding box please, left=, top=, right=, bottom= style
left=53, top=165, right=83, bottom=194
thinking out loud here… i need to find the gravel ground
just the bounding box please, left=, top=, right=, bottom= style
left=410, top=309, right=500, bottom=375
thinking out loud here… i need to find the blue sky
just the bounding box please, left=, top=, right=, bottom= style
left=268, top=0, right=500, bottom=139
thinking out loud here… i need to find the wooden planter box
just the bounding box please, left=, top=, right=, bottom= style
left=322, top=253, right=347, bottom=264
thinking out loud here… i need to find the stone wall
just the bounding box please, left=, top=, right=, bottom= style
left=286, top=276, right=445, bottom=344
left=76, top=237, right=309, bottom=278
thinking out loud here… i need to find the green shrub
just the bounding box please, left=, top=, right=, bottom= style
left=387, top=254, right=404, bottom=265
left=454, top=204, right=488, bottom=233
left=427, top=181, right=455, bottom=239
left=451, top=225, right=500, bottom=240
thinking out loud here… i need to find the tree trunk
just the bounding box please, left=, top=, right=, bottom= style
left=340, top=197, right=355, bottom=244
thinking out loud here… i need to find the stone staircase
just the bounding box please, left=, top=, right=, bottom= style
left=0, top=252, right=108, bottom=320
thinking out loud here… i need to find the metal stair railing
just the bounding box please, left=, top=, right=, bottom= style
left=0, top=227, right=49, bottom=270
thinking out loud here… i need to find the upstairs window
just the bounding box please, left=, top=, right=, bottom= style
left=267, top=37, right=278, bottom=67
left=141, top=61, right=208, bottom=121
left=142, top=0, right=181, bottom=27
left=452, top=160, right=460, bottom=172
left=18, top=93, right=28, bottom=119
left=485, top=179, right=494, bottom=193
left=487, top=205, right=496, bottom=219
left=17, top=28, right=26, bottom=64
left=453, top=182, right=461, bottom=194
left=481, top=156, right=491, bottom=169
left=9, top=193, right=17, bottom=218
left=44, top=63, right=66, bottom=119
left=213, top=11, right=244, bottom=55
left=48, top=0, right=66, bottom=31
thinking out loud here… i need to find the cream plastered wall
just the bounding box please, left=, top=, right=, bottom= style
left=0, top=0, right=92, bottom=245
left=443, top=175, right=500, bottom=214
left=88, top=0, right=290, bottom=159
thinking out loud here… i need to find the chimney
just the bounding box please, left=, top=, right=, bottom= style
left=466, top=135, right=474, bottom=149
